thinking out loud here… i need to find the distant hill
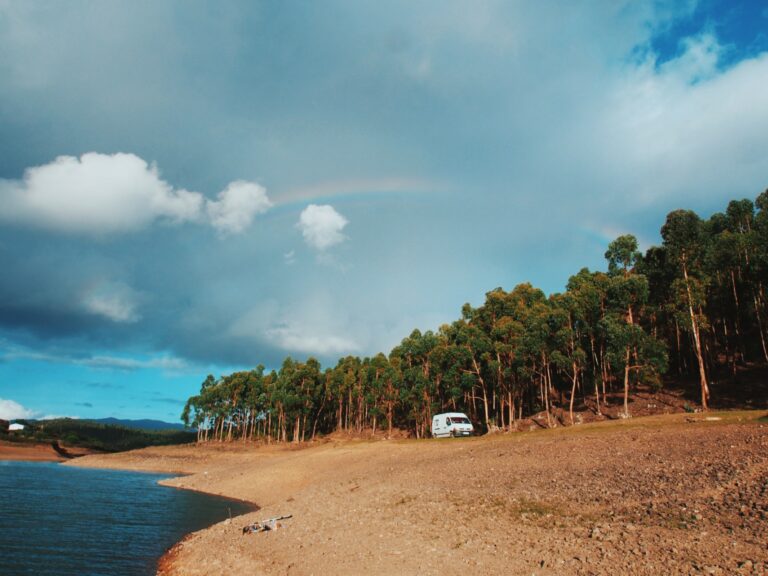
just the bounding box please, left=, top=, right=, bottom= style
left=3, top=418, right=196, bottom=452
left=88, top=417, right=188, bottom=431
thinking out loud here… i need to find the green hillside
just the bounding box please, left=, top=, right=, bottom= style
left=2, top=418, right=195, bottom=452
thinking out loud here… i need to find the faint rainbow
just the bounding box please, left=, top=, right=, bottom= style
left=267, top=177, right=441, bottom=212
left=578, top=224, right=654, bottom=251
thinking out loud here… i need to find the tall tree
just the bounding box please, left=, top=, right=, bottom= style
left=661, top=210, right=710, bottom=409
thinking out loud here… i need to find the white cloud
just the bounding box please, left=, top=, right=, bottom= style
left=84, top=355, right=188, bottom=371
left=0, top=152, right=203, bottom=233
left=0, top=398, right=37, bottom=420
left=297, top=204, right=349, bottom=250
left=206, top=180, right=272, bottom=236
left=0, top=344, right=189, bottom=372
left=0, top=152, right=271, bottom=236
left=229, top=296, right=362, bottom=356
left=659, top=32, right=722, bottom=84
left=84, top=294, right=139, bottom=323
left=0, top=398, right=74, bottom=421
left=82, top=281, right=141, bottom=323
left=266, top=325, right=360, bottom=355
left=597, top=42, right=768, bottom=208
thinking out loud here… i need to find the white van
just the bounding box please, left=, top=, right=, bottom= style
left=431, top=412, right=474, bottom=438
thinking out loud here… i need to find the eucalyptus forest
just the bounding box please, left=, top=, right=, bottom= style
left=182, top=191, right=768, bottom=442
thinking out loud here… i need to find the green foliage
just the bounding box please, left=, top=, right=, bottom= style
left=182, top=188, right=768, bottom=439
left=9, top=419, right=196, bottom=452
left=605, top=234, right=641, bottom=276
left=662, top=210, right=704, bottom=265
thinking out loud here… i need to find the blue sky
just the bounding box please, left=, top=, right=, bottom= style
left=1, top=0, right=767, bottom=422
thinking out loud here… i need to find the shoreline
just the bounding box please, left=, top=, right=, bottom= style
left=0, top=440, right=96, bottom=462
left=68, top=412, right=768, bottom=575
left=153, top=485, right=259, bottom=576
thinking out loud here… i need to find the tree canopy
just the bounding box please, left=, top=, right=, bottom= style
left=183, top=189, right=768, bottom=441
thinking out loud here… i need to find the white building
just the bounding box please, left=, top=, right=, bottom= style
left=9, top=423, right=25, bottom=432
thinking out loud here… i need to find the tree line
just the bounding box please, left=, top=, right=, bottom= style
left=182, top=190, right=768, bottom=442
left=5, top=419, right=196, bottom=452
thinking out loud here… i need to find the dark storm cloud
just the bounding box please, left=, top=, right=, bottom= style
left=0, top=0, right=767, bottom=376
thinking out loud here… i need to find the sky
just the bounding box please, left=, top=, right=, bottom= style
left=1, top=0, right=767, bottom=422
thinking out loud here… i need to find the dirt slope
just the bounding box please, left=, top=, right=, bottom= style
left=70, top=412, right=768, bottom=575
left=0, top=440, right=96, bottom=461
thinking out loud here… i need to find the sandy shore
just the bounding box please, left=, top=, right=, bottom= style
left=0, top=440, right=95, bottom=461
left=68, top=412, right=768, bottom=575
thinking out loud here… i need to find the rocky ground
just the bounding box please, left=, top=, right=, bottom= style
left=69, top=411, right=768, bottom=575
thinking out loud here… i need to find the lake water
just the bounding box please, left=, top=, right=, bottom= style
left=0, top=460, right=253, bottom=575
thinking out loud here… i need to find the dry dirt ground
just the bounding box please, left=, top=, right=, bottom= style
left=69, top=412, right=768, bottom=576
left=0, top=440, right=95, bottom=461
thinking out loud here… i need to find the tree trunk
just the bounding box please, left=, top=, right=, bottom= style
left=589, top=336, right=601, bottom=414
left=682, top=261, right=709, bottom=409
left=730, top=269, right=745, bottom=359
left=675, top=319, right=683, bottom=375
left=569, top=362, right=578, bottom=425
left=623, top=346, right=631, bottom=417
left=753, top=292, right=768, bottom=362
left=470, top=352, right=491, bottom=430
left=600, top=345, right=608, bottom=397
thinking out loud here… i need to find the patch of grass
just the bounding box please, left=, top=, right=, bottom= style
left=487, top=496, right=509, bottom=511
left=394, top=494, right=417, bottom=506
left=536, top=410, right=766, bottom=440
left=512, top=498, right=557, bottom=517
left=660, top=511, right=698, bottom=531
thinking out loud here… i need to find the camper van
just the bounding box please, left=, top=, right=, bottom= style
left=431, top=412, right=474, bottom=438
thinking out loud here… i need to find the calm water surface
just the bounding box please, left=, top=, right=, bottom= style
left=0, top=460, right=252, bottom=575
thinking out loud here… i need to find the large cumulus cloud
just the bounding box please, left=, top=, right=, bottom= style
left=0, top=152, right=271, bottom=236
